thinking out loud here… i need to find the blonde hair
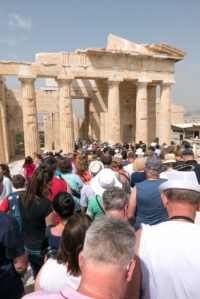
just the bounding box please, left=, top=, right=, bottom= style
left=111, top=158, right=123, bottom=170
left=76, top=155, right=88, bottom=176
left=88, top=155, right=94, bottom=162
left=145, top=150, right=154, bottom=157
left=133, top=157, right=146, bottom=172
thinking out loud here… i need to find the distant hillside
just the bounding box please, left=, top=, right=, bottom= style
left=184, top=110, right=200, bottom=117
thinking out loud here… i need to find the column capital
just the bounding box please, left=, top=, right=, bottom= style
left=56, top=75, right=74, bottom=82
left=107, top=78, right=123, bottom=83
left=18, top=75, right=37, bottom=83
left=134, top=80, right=152, bottom=87
left=160, top=80, right=175, bottom=87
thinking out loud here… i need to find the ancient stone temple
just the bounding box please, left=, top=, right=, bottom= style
left=0, top=34, right=187, bottom=162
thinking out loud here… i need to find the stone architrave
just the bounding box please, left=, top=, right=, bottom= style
left=159, top=82, right=172, bottom=145
left=18, top=76, right=40, bottom=157
left=107, top=78, right=123, bottom=145
left=135, top=81, right=149, bottom=145
left=84, top=99, right=89, bottom=139
left=57, top=76, right=74, bottom=153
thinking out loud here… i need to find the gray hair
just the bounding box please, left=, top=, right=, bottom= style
left=114, top=153, right=122, bottom=159
left=66, top=153, right=73, bottom=159
left=145, top=167, right=161, bottom=177
left=127, top=151, right=136, bottom=159
left=103, top=187, right=128, bottom=211
left=83, top=216, right=136, bottom=270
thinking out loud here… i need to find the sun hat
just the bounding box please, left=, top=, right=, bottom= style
left=145, top=156, right=162, bottom=171
left=150, top=143, right=156, bottom=147
left=43, top=150, right=48, bottom=154
left=89, top=161, right=104, bottom=177
left=183, top=149, right=194, bottom=156
left=162, top=153, right=176, bottom=164
left=91, top=169, right=122, bottom=197
left=135, top=148, right=144, bottom=156
left=159, top=170, right=200, bottom=193
left=174, top=164, right=195, bottom=172
left=115, top=149, right=119, bottom=153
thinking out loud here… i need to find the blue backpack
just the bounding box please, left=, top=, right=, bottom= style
left=12, top=193, right=23, bottom=233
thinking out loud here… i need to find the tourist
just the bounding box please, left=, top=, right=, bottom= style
left=23, top=156, right=36, bottom=182
left=95, top=150, right=103, bottom=161
left=0, top=174, right=3, bottom=196
left=57, top=157, right=83, bottom=212
left=0, top=164, right=12, bottom=205
left=0, top=174, right=26, bottom=232
left=127, top=156, right=168, bottom=231
left=35, top=154, right=43, bottom=169
left=42, top=151, right=49, bottom=159
left=45, top=192, right=75, bottom=249
left=100, top=154, right=120, bottom=181
left=43, top=157, right=72, bottom=224
left=121, top=150, right=128, bottom=166
left=160, top=153, right=176, bottom=179
left=144, top=149, right=154, bottom=158
left=0, top=211, right=28, bottom=299
left=102, top=186, right=128, bottom=218
left=173, top=150, right=185, bottom=168
left=33, top=152, right=39, bottom=164
left=183, top=149, right=200, bottom=183
left=80, top=161, right=104, bottom=212
left=167, top=146, right=175, bottom=153
left=135, top=148, right=144, bottom=157
left=123, top=151, right=136, bottom=177
left=24, top=216, right=136, bottom=299
left=35, top=214, right=92, bottom=294
left=131, top=157, right=147, bottom=188
left=124, top=171, right=200, bottom=299
left=154, top=144, right=161, bottom=156
left=87, top=154, right=94, bottom=164
left=75, top=155, right=92, bottom=183
left=18, top=167, right=55, bottom=278
left=111, top=158, right=130, bottom=198
left=66, top=153, right=77, bottom=174
left=87, top=169, right=122, bottom=220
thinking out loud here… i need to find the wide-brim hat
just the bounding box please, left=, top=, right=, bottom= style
left=89, top=161, right=104, bottom=177
left=91, top=169, right=122, bottom=197
left=135, top=148, right=144, bottom=156
left=162, top=153, right=176, bottom=164
left=159, top=170, right=200, bottom=193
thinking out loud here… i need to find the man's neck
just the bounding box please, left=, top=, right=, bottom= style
left=167, top=203, right=197, bottom=223
left=146, top=175, right=159, bottom=180
left=104, top=165, right=111, bottom=169
left=128, top=160, right=134, bottom=164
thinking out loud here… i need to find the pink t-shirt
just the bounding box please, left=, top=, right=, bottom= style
left=24, top=164, right=36, bottom=178
left=23, top=284, right=94, bottom=299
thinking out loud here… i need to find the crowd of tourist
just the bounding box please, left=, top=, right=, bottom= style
left=1, top=138, right=200, bottom=299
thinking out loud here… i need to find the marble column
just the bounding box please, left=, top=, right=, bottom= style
left=79, top=118, right=85, bottom=139
left=84, top=98, right=89, bottom=139
left=57, top=76, right=74, bottom=153
left=0, top=103, right=6, bottom=163
left=44, top=115, right=53, bottom=150
left=147, top=85, right=157, bottom=144
left=74, top=117, right=80, bottom=141
left=107, top=78, right=123, bottom=145
left=88, top=99, right=92, bottom=140
left=135, top=81, right=148, bottom=145
left=159, top=82, right=172, bottom=145
left=0, top=76, right=9, bottom=162
left=18, top=76, right=40, bottom=157
left=100, top=112, right=106, bottom=142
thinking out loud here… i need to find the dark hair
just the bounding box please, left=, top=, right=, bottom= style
left=58, top=157, right=72, bottom=173
left=121, top=150, right=127, bottom=160
left=156, top=145, right=160, bottom=149
left=103, top=148, right=108, bottom=154
left=37, top=154, right=43, bottom=161
left=23, top=156, right=33, bottom=168
left=135, top=144, right=140, bottom=149
left=163, top=189, right=200, bottom=206
left=42, top=157, right=58, bottom=172
left=175, top=150, right=183, bottom=158
left=52, top=192, right=75, bottom=220
left=0, top=164, right=12, bottom=181
left=96, top=150, right=103, bottom=158
left=184, top=141, right=190, bottom=149
left=57, top=214, right=92, bottom=276
left=125, top=144, right=129, bottom=150
left=168, top=146, right=174, bottom=153
left=108, top=150, right=115, bottom=157
left=149, top=146, right=155, bottom=152
left=101, top=154, right=112, bottom=165
left=12, top=174, right=26, bottom=189
left=22, top=167, right=54, bottom=209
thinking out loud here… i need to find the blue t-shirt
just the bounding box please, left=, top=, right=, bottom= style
left=45, top=225, right=61, bottom=250
left=135, top=179, right=168, bottom=229
left=57, top=173, right=83, bottom=211
left=131, top=172, right=147, bottom=188
left=0, top=212, right=25, bottom=299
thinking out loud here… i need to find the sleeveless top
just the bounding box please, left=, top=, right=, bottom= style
left=140, top=222, right=200, bottom=299
left=135, top=179, right=168, bottom=228
left=45, top=225, right=61, bottom=250
left=119, top=170, right=131, bottom=194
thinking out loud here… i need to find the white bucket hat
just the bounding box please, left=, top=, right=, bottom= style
left=135, top=148, right=144, bottom=156
left=150, top=142, right=156, bottom=147
left=159, top=170, right=200, bottom=193
left=91, top=169, right=122, bottom=197
left=162, top=153, right=176, bottom=164
left=89, top=161, right=104, bottom=177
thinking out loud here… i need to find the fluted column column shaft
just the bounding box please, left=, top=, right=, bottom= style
left=159, top=82, right=172, bottom=145
left=57, top=77, right=74, bottom=154
left=107, top=79, right=122, bottom=145
left=88, top=99, right=92, bottom=140
left=19, top=76, right=40, bottom=157
left=0, top=76, right=6, bottom=163
left=84, top=99, right=89, bottom=139
left=135, top=82, right=148, bottom=145
left=73, top=117, right=80, bottom=141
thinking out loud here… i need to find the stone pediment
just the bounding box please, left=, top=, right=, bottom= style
left=107, top=34, right=187, bottom=58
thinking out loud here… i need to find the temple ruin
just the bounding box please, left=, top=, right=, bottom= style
left=0, top=34, right=187, bottom=163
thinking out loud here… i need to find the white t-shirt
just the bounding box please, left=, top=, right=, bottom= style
left=40, top=258, right=81, bottom=294
left=140, top=222, right=200, bottom=299
left=160, top=171, right=170, bottom=179
left=123, top=163, right=134, bottom=178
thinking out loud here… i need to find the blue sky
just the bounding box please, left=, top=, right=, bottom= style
left=0, top=0, right=200, bottom=116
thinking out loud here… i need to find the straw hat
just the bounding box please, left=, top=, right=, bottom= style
left=159, top=170, right=200, bottom=193
left=135, top=148, right=144, bottom=156
left=89, top=161, right=104, bottom=177
left=91, top=169, right=122, bottom=197
left=162, top=153, right=176, bottom=164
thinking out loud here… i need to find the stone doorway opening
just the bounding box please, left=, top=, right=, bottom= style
left=15, top=131, right=25, bottom=155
